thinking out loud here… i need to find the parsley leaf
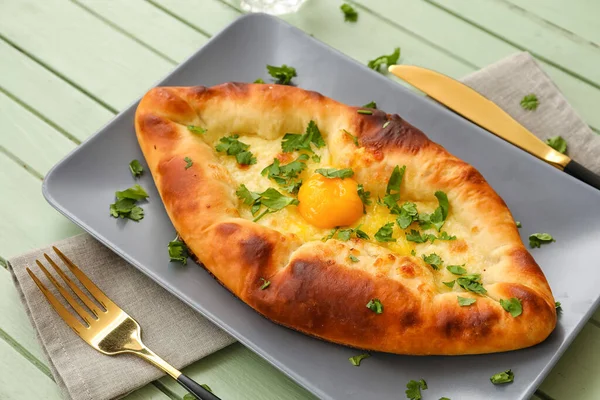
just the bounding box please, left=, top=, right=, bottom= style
left=110, top=185, right=149, bottom=221
left=422, top=253, right=443, bottom=270
left=410, top=249, right=416, bottom=256
left=266, top=64, right=297, bottom=85
left=316, top=168, right=354, bottom=179
left=520, top=94, right=539, bottom=111
left=259, top=278, right=271, bottom=290
left=437, top=231, right=456, bottom=241
left=362, top=101, right=377, bottom=109
left=216, top=135, right=257, bottom=165
left=516, top=221, right=522, bottom=228
left=337, top=228, right=353, bottom=241
left=129, top=159, right=143, bottom=178
left=357, top=184, right=371, bottom=212
left=417, top=191, right=449, bottom=231
left=236, top=184, right=261, bottom=206
left=262, top=154, right=308, bottom=193
left=235, top=185, right=298, bottom=221
left=443, top=280, right=455, bottom=288
left=529, top=233, right=555, bottom=248
left=184, top=157, right=193, bottom=169
left=357, top=109, right=373, bottom=115
left=405, top=379, right=427, bottom=400
left=405, top=229, right=428, bottom=243
left=349, top=254, right=360, bottom=263
left=344, top=129, right=359, bottom=146
left=323, top=226, right=370, bottom=242
left=381, top=165, right=406, bottom=214
left=348, top=353, right=370, bottom=366
left=128, top=206, right=144, bottom=221
left=368, top=47, right=401, bottom=72
left=396, top=202, right=418, bottom=229
left=187, top=125, right=206, bottom=135
left=115, top=184, right=149, bottom=201
left=500, top=298, right=523, bottom=317
left=340, top=3, right=358, bottom=22
left=457, top=296, right=476, bottom=307
left=322, top=228, right=338, bottom=242
left=457, top=274, right=487, bottom=295
left=374, top=222, right=395, bottom=242
left=446, top=264, right=466, bottom=275
left=281, top=120, right=325, bottom=153
left=546, top=136, right=567, bottom=154
left=253, top=78, right=265, bottom=84
left=168, top=237, right=188, bottom=264
left=555, top=301, right=562, bottom=310
left=490, top=369, right=514, bottom=385
left=366, top=298, right=383, bottom=314
left=439, top=398, right=451, bottom=400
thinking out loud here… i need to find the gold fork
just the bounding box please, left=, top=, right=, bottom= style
left=27, top=246, right=220, bottom=400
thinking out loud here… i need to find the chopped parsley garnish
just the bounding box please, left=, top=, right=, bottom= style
left=253, top=78, right=265, bottom=84
left=443, top=280, right=455, bottom=288
left=383, top=121, right=390, bottom=129
left=439, top=398, right=451, bottom=400
left=405, top=379, right=427, bottom=400
left=516, top=221, right=522, bottom=228
left=410, top=249, right=416, bottom=256
left=446, top=264, right=466, bottom=275
left=187, top=125, right=206, bottom=135
left=337, top=229, right=353, bottom=241
left=312, top=154, right=321, bottom=162
left=115, top=184, right=149, bottom=201
left=357, top=184, right=371, bottom=213
left=405, top=229, right=431, bottom=244
left=456, top=274, right=487, bottom=295
left=316, top=168, right=354, bottom=179
left=362, top=101, right=377, bottom=109
left=236, top=185, right=298, bottom=221
left=529, top=233, right=555, bottom=248
left=357, top=109, right=373, bottom=115
left=323, top=226, right=369, bottom=242
left=500, top=298, right=523, bottom=317
left=340, top=3, right=358, bottom=22
left=397, top=202, right=418, bottom=229
left=457, top=296, right=476, bottom=307
left=349, top=353, right=369, bottom=366
left=349, top=254, right=360, bottom=263
left=168, top=236, right=188, bottom=264
left=437, top=231, right=457, bottom=241
left=368, top=47, right=401, bottom=72
left=322, top=228, right=338, bottom=242
left=381, top=165, right=406, bottom=214
left=281, top=120, right=325, bottom=153
left=184, top=157, right=193, bottom=169
left=418, top=191, right=449, bottom=231
left=261, top=154, right=308, bottom=194
left=216, top=135, right=257, bottom=165
left=110, top=184, right=149, bottom=221
left=366, top=298, right=383, bottom=314
left=129, top=159, right=143, bottom=178
left=520, top=94, right=539, bottom=111
left=374, top=222, right=395, bottom=242
left=266, top=64, right=297, bottom=85
left=546, top=136, right=567, bottom=154
left=422, top=253, right=443, bottom=270
left=259, top=278, right=271, bottom=290
left=490, top=369, right=514, bottom=385
left=555, top=301, right=562, bottom=310
left=344, top=129, right=359, bottom=146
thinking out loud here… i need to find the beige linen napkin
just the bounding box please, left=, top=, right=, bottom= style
left=8, top=51, right=600, bottom=400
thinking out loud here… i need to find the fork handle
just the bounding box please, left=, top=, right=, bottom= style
left=177, top=374, right=221, bottom=400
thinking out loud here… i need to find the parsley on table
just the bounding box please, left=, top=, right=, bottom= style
left=184, top=157, right=193, bottom=169
left=366, top=298, right=383, bottom=314
left=235, top=185, right=299, bottom=221
left=443, top=280, right=455, bottom=288
left=266, top=64, right=297, bottom=85
left=316, top=168, right=354, bottom=179
left=381, top=165, right=406, bottom=214
left=397, top=201, right=418, bottom=229
left=262, top=154, right=308, bottom=194
left=129, top=159, right=143, bottom=178
left=344, top=129, right=359, bottom=146
left=546, top=135, right=567, bottom=154
left=374, top=222, right=395, bottom=242
left=368, top=47, right=401, bottom=72
left=349, top=353, right=370, bottom=366
left=253, top=78, right=265, bottom=84
left=362, top=101, right=377, bottom=109
left=259, top=278, right=271, bottom=290
left=456, top=274, right=487, bottom=295
left=446, top=264, right=466, bottom=275
left=357, top=184, right=371, bottom=212
left=490, top=369, right=514, bottom=385
left=457, top=296, right=476, bottom=307
left=168, top=236, right=188, bottom=264
left=187, top=125, right=206, bottom=135
left=422, top=253, right=443, bottom=270
left=281, top=120, right=325, bottom=153
left=529, top=233, right=555, bottom=248
left=520, top=94, right=539, bottom=111
left=418, top=191, right=449, bottom=231
left=216, top=134, right=257, bottom=165
left=349, top=254, right=360, bottom=263
left=340, top=3, right=358, bottom=22
left=500, top=298, right=523, bottom=317
left=110, top=184, right=149, bottom=221
left=405, top=379, right=427, bottom=400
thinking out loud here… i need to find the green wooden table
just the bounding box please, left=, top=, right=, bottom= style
left=1, top=1, right=599, bottom=399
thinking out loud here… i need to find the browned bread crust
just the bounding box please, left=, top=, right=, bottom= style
left=135, top=83, right=556, bottom=355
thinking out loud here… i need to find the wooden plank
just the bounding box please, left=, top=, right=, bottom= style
left=352, top=0, right=600, bottom=132
left=424, top=0, right=600, bottom=86
left=0, top=338, right=62, bottom=399
left=122, top=385, right=173, bottom=400
left=505, top=0, right=600, bottom=46
left=150, top=0, right=241, bottom=36
left=0, top=0, right=174, bottom=111
left=0, top=91, right=77, bottom=176
left=0, top=38, right=114, bottom=143
left=0, top=154, right=81, bottom=260
left=158, top=343, right=315, bottom=399
left=75, top=0, right=209, bottom=62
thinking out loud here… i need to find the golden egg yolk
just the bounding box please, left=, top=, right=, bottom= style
left=297, top=173, right=364, bottom=229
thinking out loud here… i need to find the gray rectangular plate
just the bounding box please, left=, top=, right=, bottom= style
left=43, top=13, right=600, bottom=400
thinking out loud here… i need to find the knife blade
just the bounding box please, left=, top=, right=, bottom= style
left=388, top=64, right=600, bottom=191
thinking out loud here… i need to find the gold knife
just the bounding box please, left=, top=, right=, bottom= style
left=388, top=65, right=600, bottom=190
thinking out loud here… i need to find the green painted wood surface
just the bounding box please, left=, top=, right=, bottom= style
left=1, top=0, right=599, bottom=399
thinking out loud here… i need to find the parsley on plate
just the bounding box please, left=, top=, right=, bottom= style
left=490, top=369, right=514, bottom=385
left=529, top=233, right=555, bottom=248
left=110, top=184, right=149, bottom=221
left=405, top=379, right=427, bottom=400
left=349, top=353, right=370, bottom=367
left=168, top=236, right=188, bottom=264
left=362, top=101, right=377, bottom=109
left=266, top=64, right=297, bottom=85
left=129, top=159, right=143, bottom=178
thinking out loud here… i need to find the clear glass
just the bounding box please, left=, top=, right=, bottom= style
left=240, top=0, right=307, bottom=15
